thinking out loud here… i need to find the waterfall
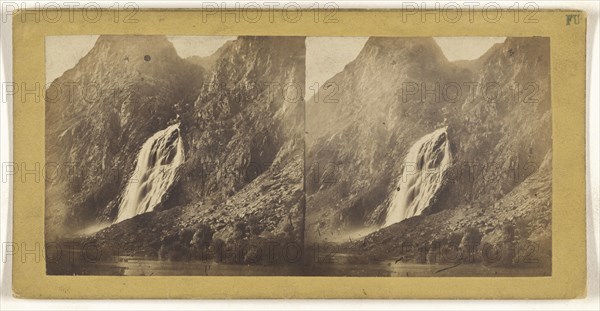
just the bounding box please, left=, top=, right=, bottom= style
left=115, top=123, right=184, bottom=223
left=384, top=127, right=452, bottom=226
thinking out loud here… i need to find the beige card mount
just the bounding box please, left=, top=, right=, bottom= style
left=11, top=9, right=586, bottom=298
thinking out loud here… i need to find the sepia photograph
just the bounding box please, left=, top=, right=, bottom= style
left=304, top=36, right=552, bottom=276
left=43, top=35, right=552, bottom=277
left=45, top=35, right=306, bottom=275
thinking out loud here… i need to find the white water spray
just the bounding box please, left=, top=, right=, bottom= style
left=115, top=123, right=184, bottom=223
left=384, top=127, right=452, bottom=226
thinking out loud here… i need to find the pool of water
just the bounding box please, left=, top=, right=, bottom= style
left=47, top=253, right=548, bottom=277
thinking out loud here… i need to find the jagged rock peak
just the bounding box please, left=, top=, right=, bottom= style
left=356, top=37, right=449, bottom=64
left=92, top=35, right=179, bottom=58
left=207, top=36, right=306, bottom=75
left=63, top=35, right=184, bottom=78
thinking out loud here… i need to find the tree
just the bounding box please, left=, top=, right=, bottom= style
left=190, top=223, right=214, bottom=250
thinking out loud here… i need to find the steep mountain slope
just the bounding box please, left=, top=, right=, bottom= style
left=306, top=35, right=552, bottom=257
left=79, top=36, right=306, bottom=257
left=186, top=40, right=234, bottom=71
left=175, top=36, right=305, bottom=208
left=45, top=35, right=205, bottom=238
left=443, top=37, right=551, bottom=210
left=305, top=37, right=472, bottom=240
left=354, top=151, right=551, bottom=270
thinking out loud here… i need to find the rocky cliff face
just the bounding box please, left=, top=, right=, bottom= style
left=175, top=36, right=305, bottom=208
left=45, top=35, right=205, bottom=238
left=305, top=37, right=470, bottom=240
left=186, top=40, right=234, bottom=71
left=444, top=37, right=551, bottom=209
left=168, top=36, right=306, bottom=243
left=49, top=36, right=307, bottom=257
left=306, top=36, right=552, bottom=257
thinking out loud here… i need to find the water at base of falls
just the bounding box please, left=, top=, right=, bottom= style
left=384, top=127, right=452, bottom=227
left=115, top=123, right=185, bottom=223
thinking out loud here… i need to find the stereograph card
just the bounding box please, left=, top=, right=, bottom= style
left=10, top=8, right=586, bottom=298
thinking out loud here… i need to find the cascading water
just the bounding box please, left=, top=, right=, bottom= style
left=115, top=123, right=184, bottom=223
left=384, top=127, right=452, bottom=226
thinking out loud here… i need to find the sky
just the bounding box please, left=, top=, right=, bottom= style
left=433, top=37, right=506, bottom=61
left=46, top=36, right=506, bottom=87
left=304, top=37, right=369, bottom=96
left=167, top=36, right=236, bottom=59
left=46, top=35, right=100, bottom=83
